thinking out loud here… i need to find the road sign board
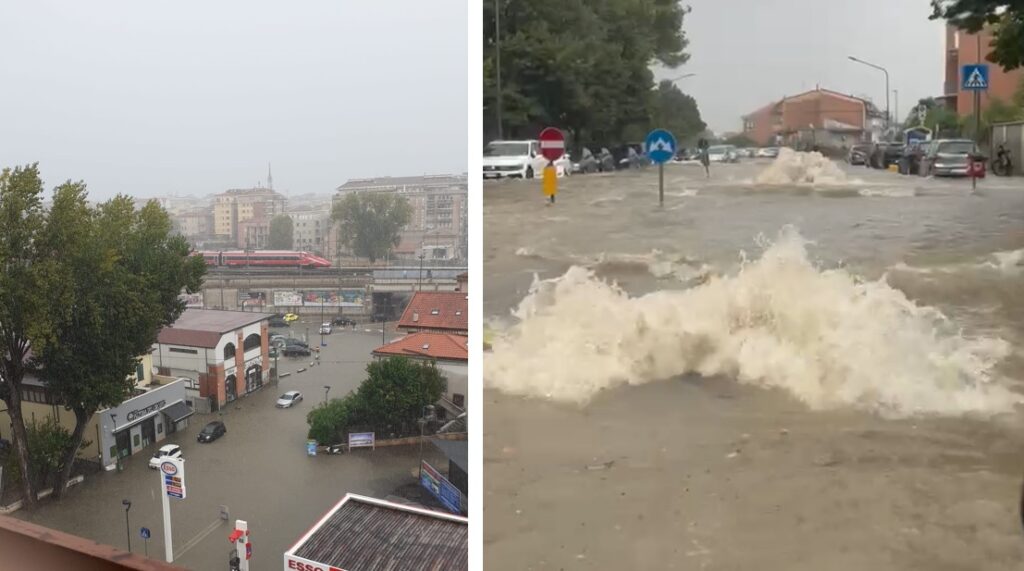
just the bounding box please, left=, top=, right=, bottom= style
left=140, top=527, right=151, bottom=539
left=538, top=127, right=565, bottom=162
left=962, top=64, right=989, bottom=90
left=645, top=129, right=677, bottom=164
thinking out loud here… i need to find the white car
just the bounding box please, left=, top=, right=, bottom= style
left=149, top=444, right=183, bottom=469
left=318, top=322, right=332, bottom=335
left=482, top=140, right=550, bottom=179
left=707, top=145, right=739, bottom=163
left=276, top=391, right=303, bottom=408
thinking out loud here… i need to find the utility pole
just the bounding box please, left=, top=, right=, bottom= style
left=975, top=32, right=982, bottom=142
left=494, top=0, right=503, bottom=139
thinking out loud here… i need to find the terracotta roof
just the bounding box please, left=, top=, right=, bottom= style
left=397, top=292, right=468, bottom=333
left=286, top=494, right=467, bottom=570
left=373, top=333, right=468, bottom=362
left=156, top=328, right=223, bottom=349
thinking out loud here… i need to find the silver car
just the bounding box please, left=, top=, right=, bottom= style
left=921, top=139, right=978, bottom=177
left=276, top=391, right=303, bottom=408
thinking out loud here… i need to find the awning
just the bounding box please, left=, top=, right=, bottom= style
left=161, top=400, right=194, bottom=423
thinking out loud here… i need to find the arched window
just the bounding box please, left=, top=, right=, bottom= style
left=243, top=333, right=261, bottom=351
left=223, top=342, right=236, bottom=361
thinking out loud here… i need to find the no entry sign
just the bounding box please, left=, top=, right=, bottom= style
left=538, top=127, right=565, bottom=162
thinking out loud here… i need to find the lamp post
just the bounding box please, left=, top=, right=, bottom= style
left=847, top=56, right=890, bottom=137
left=893, top=88, right=900, bottom=134
left=320, top=297, right=326, bottom=347
left=122, top=499, right=132, bottom=553
left=417, top=405, right=437, bottom=479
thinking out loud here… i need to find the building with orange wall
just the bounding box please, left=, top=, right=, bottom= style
left=941, top=24, right=1023, bottom=116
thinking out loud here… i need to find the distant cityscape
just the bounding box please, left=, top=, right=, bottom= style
left=149, top=167, right=469, bottom=264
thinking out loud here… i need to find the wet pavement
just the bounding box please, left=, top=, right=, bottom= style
left=14, top=326, right=448, bottom=571
left=483, top=159, right=1024, bottom=570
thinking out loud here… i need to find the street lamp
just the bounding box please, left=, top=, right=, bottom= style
left=320, top=297, right=326, bottom=348
left=494, top=0, right=503, bottom=139
left=121, top=499, right=132, bottom=553
left=893, top=88, right=900, bottom=132
left=666, top=73, right=696, bottom=83
left=847, top=56, right=890, bottom=136
left=417, top=405, right=437, bottom=479
left=323, top=385, right=331, bottom=405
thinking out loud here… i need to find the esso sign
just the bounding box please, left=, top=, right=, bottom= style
left=285, top=558, right=344, bottom=571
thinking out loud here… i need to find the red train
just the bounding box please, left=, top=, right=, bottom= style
left=199, top=250, right=332, bottom=268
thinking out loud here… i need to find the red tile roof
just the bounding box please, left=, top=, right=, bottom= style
left=397, top=292, right=468, bottom=333
left=373, top=333, right=468, bottom=362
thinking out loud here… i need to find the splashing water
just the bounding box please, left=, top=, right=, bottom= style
left=484, top=227, right=1019, bottom=417
left=755, top=148, right=850, bottom=185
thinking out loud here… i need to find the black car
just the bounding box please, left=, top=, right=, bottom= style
left=332, top=317, right=356, bottom=327
left=283, top=344, right=312, bottom=357
left=268, top=316, right=289, bottom=328
left=847, top=144, right=871, bottom=165
left=868, top=142, right=904, bottom=169
left=197, top=421, right=226, bottom=443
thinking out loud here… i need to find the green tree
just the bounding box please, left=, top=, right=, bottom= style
left=306, top=357, right=447, bottom=443
left=330, top=193, right=412, bottom=263
left=483, top=0, right=694, bottom=145
left=930, top=1, right=1024, bottom=70
left=0, top=164, right=63, bottom=507
left=651, top=81, right=707, bottom=144
left=268, top=215, right=294, bottom=250
left=30, top=183, right=206, bottom=498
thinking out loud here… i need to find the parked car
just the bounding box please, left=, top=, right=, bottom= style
left=573, top=148, right=601, bottom=174
left=276, top=391, right=304, bottom=408
left=318, top=322, right=333, bottom=335
left=612, top=145, right=647, bottom=169
left=847, top=144, right=871, bottom=165
left=553, top=153, right=573, bottom=177
left=482, top=140, right=548, bottom=179
left=268, top=316, right=289, bottom=328
left=277, top=337, right=308, bottom=348
left=595, top=147, right=616, bottom=172
left=920, top=139, right=978, bottom=177
left=148, top=444, right=183, bottom=469
left=197, top=421, right=226, bottom=443
left=283, top=313, right=299, bottom=323
left=757, top=147, right=780, bottom=158
left=707, top=145, right=738, bottom=163
left=332, top=317, right=356, bottom=327
left=868, top=142, right=904, bottom=169
left=283, top=344, right=312, bottom=357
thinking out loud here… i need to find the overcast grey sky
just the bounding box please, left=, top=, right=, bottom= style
left=0, top=0, right=467, bottom=200
left=658, top=0, right=945, bottom=134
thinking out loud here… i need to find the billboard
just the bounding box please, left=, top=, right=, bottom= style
left=238, top=291, right=266, bottom=308
left=179, top=293, right=203, bottom=308
left=273, top=290, right=303, bottom=307
left=303, top=289, right=365, bottom=308
left=420, top=460, right=464, bottom=515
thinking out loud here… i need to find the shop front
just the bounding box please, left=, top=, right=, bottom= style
left=97, top=379, right=194, bottom=470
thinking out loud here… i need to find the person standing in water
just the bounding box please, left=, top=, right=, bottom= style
left=698, top=137, right=710, bottom=178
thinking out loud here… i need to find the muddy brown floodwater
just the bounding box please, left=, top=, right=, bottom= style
left=483, top=158, right=1024, bottom=570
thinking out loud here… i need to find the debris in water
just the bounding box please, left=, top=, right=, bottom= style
left=586, top=460, right=615, bottom=471
left=726, top=450, right=740, bottom=459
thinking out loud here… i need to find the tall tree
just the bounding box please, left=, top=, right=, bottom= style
left=651, top=80, right=707, bottom=144
left=268, top=215, right=294, bottom=250
left=330, top=193, right=412, bottom=263
left=31, top=185, right=206, bottom=498
left=0, top=164, right=59, bottom=506
left=483, top=0, right=695, bottom=145
left=931, top=1, right=1024, bottom=70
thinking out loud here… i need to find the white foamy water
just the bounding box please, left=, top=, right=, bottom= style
left=989, top=249, right=1024, bottom=273
left=484, top=227, right=1020, bottom=417
left=755, top=148, right=849, bottom=185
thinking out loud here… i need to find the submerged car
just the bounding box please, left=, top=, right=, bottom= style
left=707, top=145, right=738, bottom=163
left=283, top=344, right=311, bottom=357
left=482, top=140, right=548, bottom=179
left=920, top=139, right=978, bottom=177
left=148, top=444, right=183, bottom=469
left=319, top=322, right=333, bottom=335
left=847, top=144, right=871, bottom=165
left=197, top=421, right=226, bottom=443
left=276, top=391, right=304, bottom=408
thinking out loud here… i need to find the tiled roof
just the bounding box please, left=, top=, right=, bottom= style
left=397, top=292, right=468, bottom=333
left=373, top=333, right=468, bottom=362
left=287, top=494, right=468, bottom=570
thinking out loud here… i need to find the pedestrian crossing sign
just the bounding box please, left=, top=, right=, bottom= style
left=961, top=64, right=989, bottom=90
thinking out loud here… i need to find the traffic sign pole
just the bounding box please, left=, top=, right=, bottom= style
left=645, top=128, right=677, bottom=207
left=161, top=475, right=173, bottom=562
left=538, top=127, right=565, bottom=204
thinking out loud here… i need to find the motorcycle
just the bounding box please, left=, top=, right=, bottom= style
left=993, top=146, right=1013, bottom=176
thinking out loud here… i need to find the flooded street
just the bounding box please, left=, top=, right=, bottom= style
left=483, top=158, right=1024, bottom=570
left=14, top=329, right=448, bottom=571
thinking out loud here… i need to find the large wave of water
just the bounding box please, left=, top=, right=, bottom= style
left=484, top=227, right=1020, bottom=417
left=755, top=148, right=850, bottom=185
